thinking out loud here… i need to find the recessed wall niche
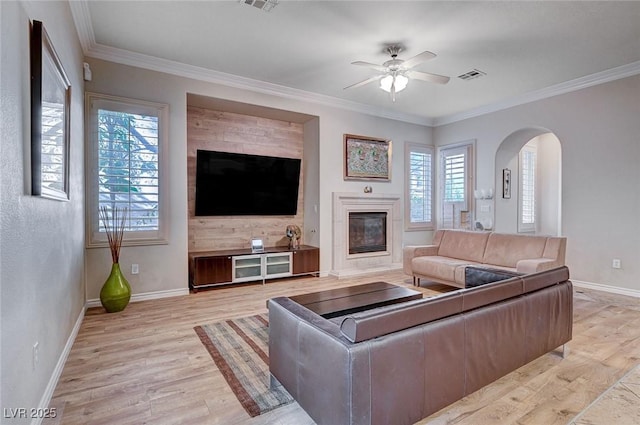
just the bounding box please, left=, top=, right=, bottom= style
left=187, top=96, right=312, bottom=252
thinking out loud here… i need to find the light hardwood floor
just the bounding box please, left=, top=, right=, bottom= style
left=48, top=270, right=640, bottom=425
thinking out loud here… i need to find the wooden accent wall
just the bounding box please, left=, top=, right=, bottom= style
left=187, top=106, right=304, bottom=252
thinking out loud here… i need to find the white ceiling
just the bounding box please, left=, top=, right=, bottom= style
left=72, top=1, right=640, bottom=125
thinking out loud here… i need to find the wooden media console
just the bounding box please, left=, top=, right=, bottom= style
left=189, top=245, right=319, bottom=291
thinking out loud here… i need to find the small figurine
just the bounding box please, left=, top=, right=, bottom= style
left=285, top=224, right=301, bottom=249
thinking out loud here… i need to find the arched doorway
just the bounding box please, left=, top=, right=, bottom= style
left=493, top=128, right=562, bottom=235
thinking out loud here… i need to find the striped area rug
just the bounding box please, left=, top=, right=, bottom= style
left=194, top=314, right=294, bottom=417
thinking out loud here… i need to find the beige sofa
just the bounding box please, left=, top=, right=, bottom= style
left=404, top=229, right=566, bottom=288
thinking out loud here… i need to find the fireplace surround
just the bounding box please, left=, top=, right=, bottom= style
left=331, top=192, right=402, bottom=277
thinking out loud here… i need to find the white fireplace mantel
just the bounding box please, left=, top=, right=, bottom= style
left=330, top=192, right=403, bottom=277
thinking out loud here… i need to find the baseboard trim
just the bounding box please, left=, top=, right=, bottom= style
left=85, top=287, right=190, bottom=308
left=572, top=279, right=640, bottom=298
left=31, top=305, right=86, bottom=425
left=328, top=264, right=403, bottom=279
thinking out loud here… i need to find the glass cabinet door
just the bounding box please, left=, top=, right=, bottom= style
left=264, top=253, right=292, bottom=278
left=233, top=255, right=263, bottom=282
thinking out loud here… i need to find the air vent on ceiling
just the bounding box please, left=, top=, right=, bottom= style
left=239, top=0, right=279, bottom=12
left=457, top=69, right=486, bottom=81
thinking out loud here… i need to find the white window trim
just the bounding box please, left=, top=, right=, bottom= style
left=518, top=143, right=537, bottom=233
left=437, top=140, right=475, bottom=230
left=405, top=142, right=435, bottom=231
left=85, top=92, right=170, bottom=248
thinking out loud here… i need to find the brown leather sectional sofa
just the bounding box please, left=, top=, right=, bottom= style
left=268, top=266, right=572, bottom=425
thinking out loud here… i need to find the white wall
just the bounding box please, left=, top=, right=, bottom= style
left=538, top=134, right=562, bottom=236
left=83, top=58, right=433, bottom=299
left=1, top=0, right=85, bottom=419
left=434, top=74, right=640, bottom=292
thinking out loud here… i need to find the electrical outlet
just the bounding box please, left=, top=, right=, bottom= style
left=131, top=264, right=139, bottom=274
left=33, top=342, right=39, bottom=371
left=612, top=259, right=621, bottom=269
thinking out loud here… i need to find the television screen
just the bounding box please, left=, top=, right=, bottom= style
left=195, top=150, right=301, bottom=216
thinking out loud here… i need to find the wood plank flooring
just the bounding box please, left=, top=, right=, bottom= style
left=48, top=271, right=640, bottom=424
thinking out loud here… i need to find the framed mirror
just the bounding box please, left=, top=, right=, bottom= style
left=30, top=20, right=71, bottom=200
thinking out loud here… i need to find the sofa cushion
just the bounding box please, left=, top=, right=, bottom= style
left=412, top=256, right=480, bottom=283
left=437, top=230, right=490, bottom=263
left=482, top=233, right=547, bottom=268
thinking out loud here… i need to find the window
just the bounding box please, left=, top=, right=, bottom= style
left=405, top=143, right=434, bottom=230
left=86, top=93, right=169, bottom=247
left=439, top=142, right=474, bottom=229
left=519, top=144, right=537, bottom=233
left=443, top=152, right=466, bottom=202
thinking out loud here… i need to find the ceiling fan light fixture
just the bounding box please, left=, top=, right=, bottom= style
left=380, top=74, right=408, bottom=93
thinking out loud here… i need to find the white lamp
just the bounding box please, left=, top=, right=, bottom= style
left=380, top=74, right=408, bottom=93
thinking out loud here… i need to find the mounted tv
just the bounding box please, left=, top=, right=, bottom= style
left=195, top=150, right=301, bottom=216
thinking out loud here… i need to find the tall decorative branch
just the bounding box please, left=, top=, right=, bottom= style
left=99, top=206, right=127, bottom=264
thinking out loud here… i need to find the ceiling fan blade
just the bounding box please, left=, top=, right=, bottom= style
left=407, top=70, right=450, bottom=85
left=343, top=75, right=380, bottom=90
left=351, top=61, right=388, bottom=73
left=401, top=50, right=436, bottom=69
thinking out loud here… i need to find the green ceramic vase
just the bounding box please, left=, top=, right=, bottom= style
left=100, top=263, right=131, bottom=313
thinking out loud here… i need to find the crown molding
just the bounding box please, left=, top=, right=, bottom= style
left=85, top=43, right=433, bottom=126
left=68, top=0, right=94, bottom=53
left=70, top=0, right=640, bottom=128
left=434, top=60, right=640, bottom=126
left=69, top=0, right=432, bottom=126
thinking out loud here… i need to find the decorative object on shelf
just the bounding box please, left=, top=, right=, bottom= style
left=502, top=168, right=511, bottom=199
left=474, top=188, right=493, bottom=199
left=460, top=210, right=472, bottom=230
left=251, top=238, right=264, bottom=253
left=364, top=185, right=373, bottom=193
left=285, top=224, right=301, bottom=249
left=30, top=20, right=71, bottom=201
left=99, top=206, right=131, bottom=313
left=344, top=134, right=392, bottom=181
left=474, top=218, right=493, bottom=231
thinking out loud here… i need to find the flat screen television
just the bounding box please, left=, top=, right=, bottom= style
left=195, top=150, right=301, bottom=216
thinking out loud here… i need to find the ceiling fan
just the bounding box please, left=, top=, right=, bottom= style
left=344, top=45, right=450, bottom=101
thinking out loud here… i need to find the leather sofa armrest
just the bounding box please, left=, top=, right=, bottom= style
left=516, top=258, right=559, bottom=274
left=268, top=297, right=346, bottom=340
left=267, top=297, right=358, bottom=425
left=340, top=292, right=463, bottom=342
left=403, top=245, right=439, bottom=275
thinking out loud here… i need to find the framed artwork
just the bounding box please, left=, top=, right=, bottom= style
left=502, top=168, right=511, bottom=199
left=344, top=134, right=391, bottom=181
left=31, top=20, right=71, bottom=200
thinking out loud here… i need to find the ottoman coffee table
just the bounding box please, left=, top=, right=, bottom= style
left=288, top=281, right=422, bottom=319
